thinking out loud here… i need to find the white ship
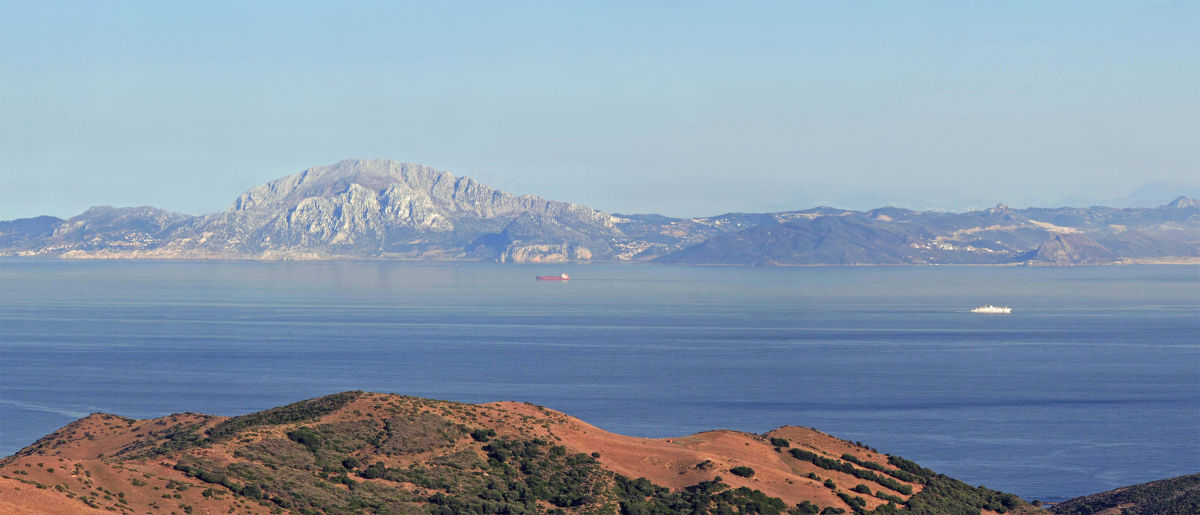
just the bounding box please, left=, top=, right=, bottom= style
left=970, top=305, right=1012, bottom=314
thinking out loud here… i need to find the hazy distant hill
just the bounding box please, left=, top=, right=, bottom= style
left=0, top=391, right=1043, bottom=514
left=0, top=215, right=64, bottom=249
left=1, top=159, right=1197, bottom=264
left=655, top=202, right=1200, bottom=265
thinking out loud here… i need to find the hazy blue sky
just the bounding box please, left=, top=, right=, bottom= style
left=2, top=1, right=1197, bottom=219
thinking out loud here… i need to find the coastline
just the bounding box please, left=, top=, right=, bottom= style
left=3, top=253, right=1197, bottom=266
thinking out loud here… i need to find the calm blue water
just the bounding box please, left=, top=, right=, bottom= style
left=1, top=259, right=1197, bottom=502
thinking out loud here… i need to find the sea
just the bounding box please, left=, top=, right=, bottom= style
left=1, top=259, right=1197, bottom=503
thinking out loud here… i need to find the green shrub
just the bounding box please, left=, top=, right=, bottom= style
left=286, top=427, right=323, bottom=451
left=905, top=471, right=1023, bottom=514
left=875, top=490, right=905, bottom=504
left=841, top=454, right=885, bottom=472
left=790, top=448, right=818, bottom=461
left=207, top=392, right=362, bottom=440
left=886, top=455, right=935, bottom=478
left=358, top=462, right=386, bottom=480
left=729, top=466, right=755, bottom=478
left=241, top=484, right=262, bottom=500
left=836, top=492, right=867, bottom=509
left=615, top=475, right=788, bottom=514
left=790, top=448, right=914, bottom=495
left=469, top=429, right=494, bottom=442
left=795, top=500, right=820, bottom=514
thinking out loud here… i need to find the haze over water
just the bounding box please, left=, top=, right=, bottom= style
left=1, top=259, right=1197, bottom=502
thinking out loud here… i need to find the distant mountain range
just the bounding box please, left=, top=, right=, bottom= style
left=2, top=159, right=1197, bottom=265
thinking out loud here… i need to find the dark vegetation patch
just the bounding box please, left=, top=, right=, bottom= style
left=904, top=475, right=1021, bottom=515
left=787, top=449, right=914, bottom=496
left=233, top=438, right=316, bottom=470
left=206, top=391, right=363, bottom=440
left=784, top=448, right=1032, bottom=514
left=616, top=476, right=793, bottom=514
left=171, top=419, right=831, bottom=515
left=1049, top=472, right=1200, bottom=515
left=884, top=456, right=935, bottom=479
left=175, top=455, right=422, bottom=513
left=121, top=393, right=366, bottom=460
left=469, top=428, right=495, bottom=442
left=836, top=492, right=867, bottom=511
left=378, top=413, right=463, bottom=455
left=729, top=466, right=756, bottom=478
left=874, top=491, right=905, bottom=505
left=307, top=420, right=382, bottom=453
left=429, top=449, right=483, bottom=470
left=884, top=455, right=1020, bottom=515
left=120, top=421, right=210, bottom=459
left=174, top=427, right=611, bottom=514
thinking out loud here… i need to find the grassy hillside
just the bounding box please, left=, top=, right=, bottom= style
left=0, top=391, right=1045, bottom=515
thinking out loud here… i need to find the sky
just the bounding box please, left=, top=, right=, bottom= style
left=1, top=1, right=1198, bottom=220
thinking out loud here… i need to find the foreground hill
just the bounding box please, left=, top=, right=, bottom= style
left=1049, top=473, right=1200, bottom=515
left=0, top=392, right=1042, bottom=515
left=1, top=158, right=1197, bottom=264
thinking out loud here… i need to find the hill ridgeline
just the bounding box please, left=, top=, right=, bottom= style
left=0, top=391, right=1047, bottom=515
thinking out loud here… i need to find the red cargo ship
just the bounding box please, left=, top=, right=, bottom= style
left=536, top=273, right=570, bottom=281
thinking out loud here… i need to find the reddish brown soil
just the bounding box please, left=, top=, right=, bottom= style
left=0, top=392, right=968, bottom=514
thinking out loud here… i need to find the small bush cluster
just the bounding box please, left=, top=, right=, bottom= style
left=788, top=449, right=914, bottom=496
left=469, top=428, right=495, bottom=442
left=207, top=391, right=363, bottom=440
left=729, top=466, right=756, bottom=478
left=616, top=476, right=794, bottom=514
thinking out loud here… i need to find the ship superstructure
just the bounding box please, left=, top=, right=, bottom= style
left=971, top=305, right=1012, bottom=314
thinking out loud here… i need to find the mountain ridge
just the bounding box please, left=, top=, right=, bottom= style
left=2, top=159, right=1197, bottom=265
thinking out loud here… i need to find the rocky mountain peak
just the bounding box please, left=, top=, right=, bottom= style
left=1033, top=233, right=1116, bottom=265
left=178, top=159, right=624, bottom=260
left=229, top=159, right=446, bottom=214
left=1164, top=196, right=1199, bottom=209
